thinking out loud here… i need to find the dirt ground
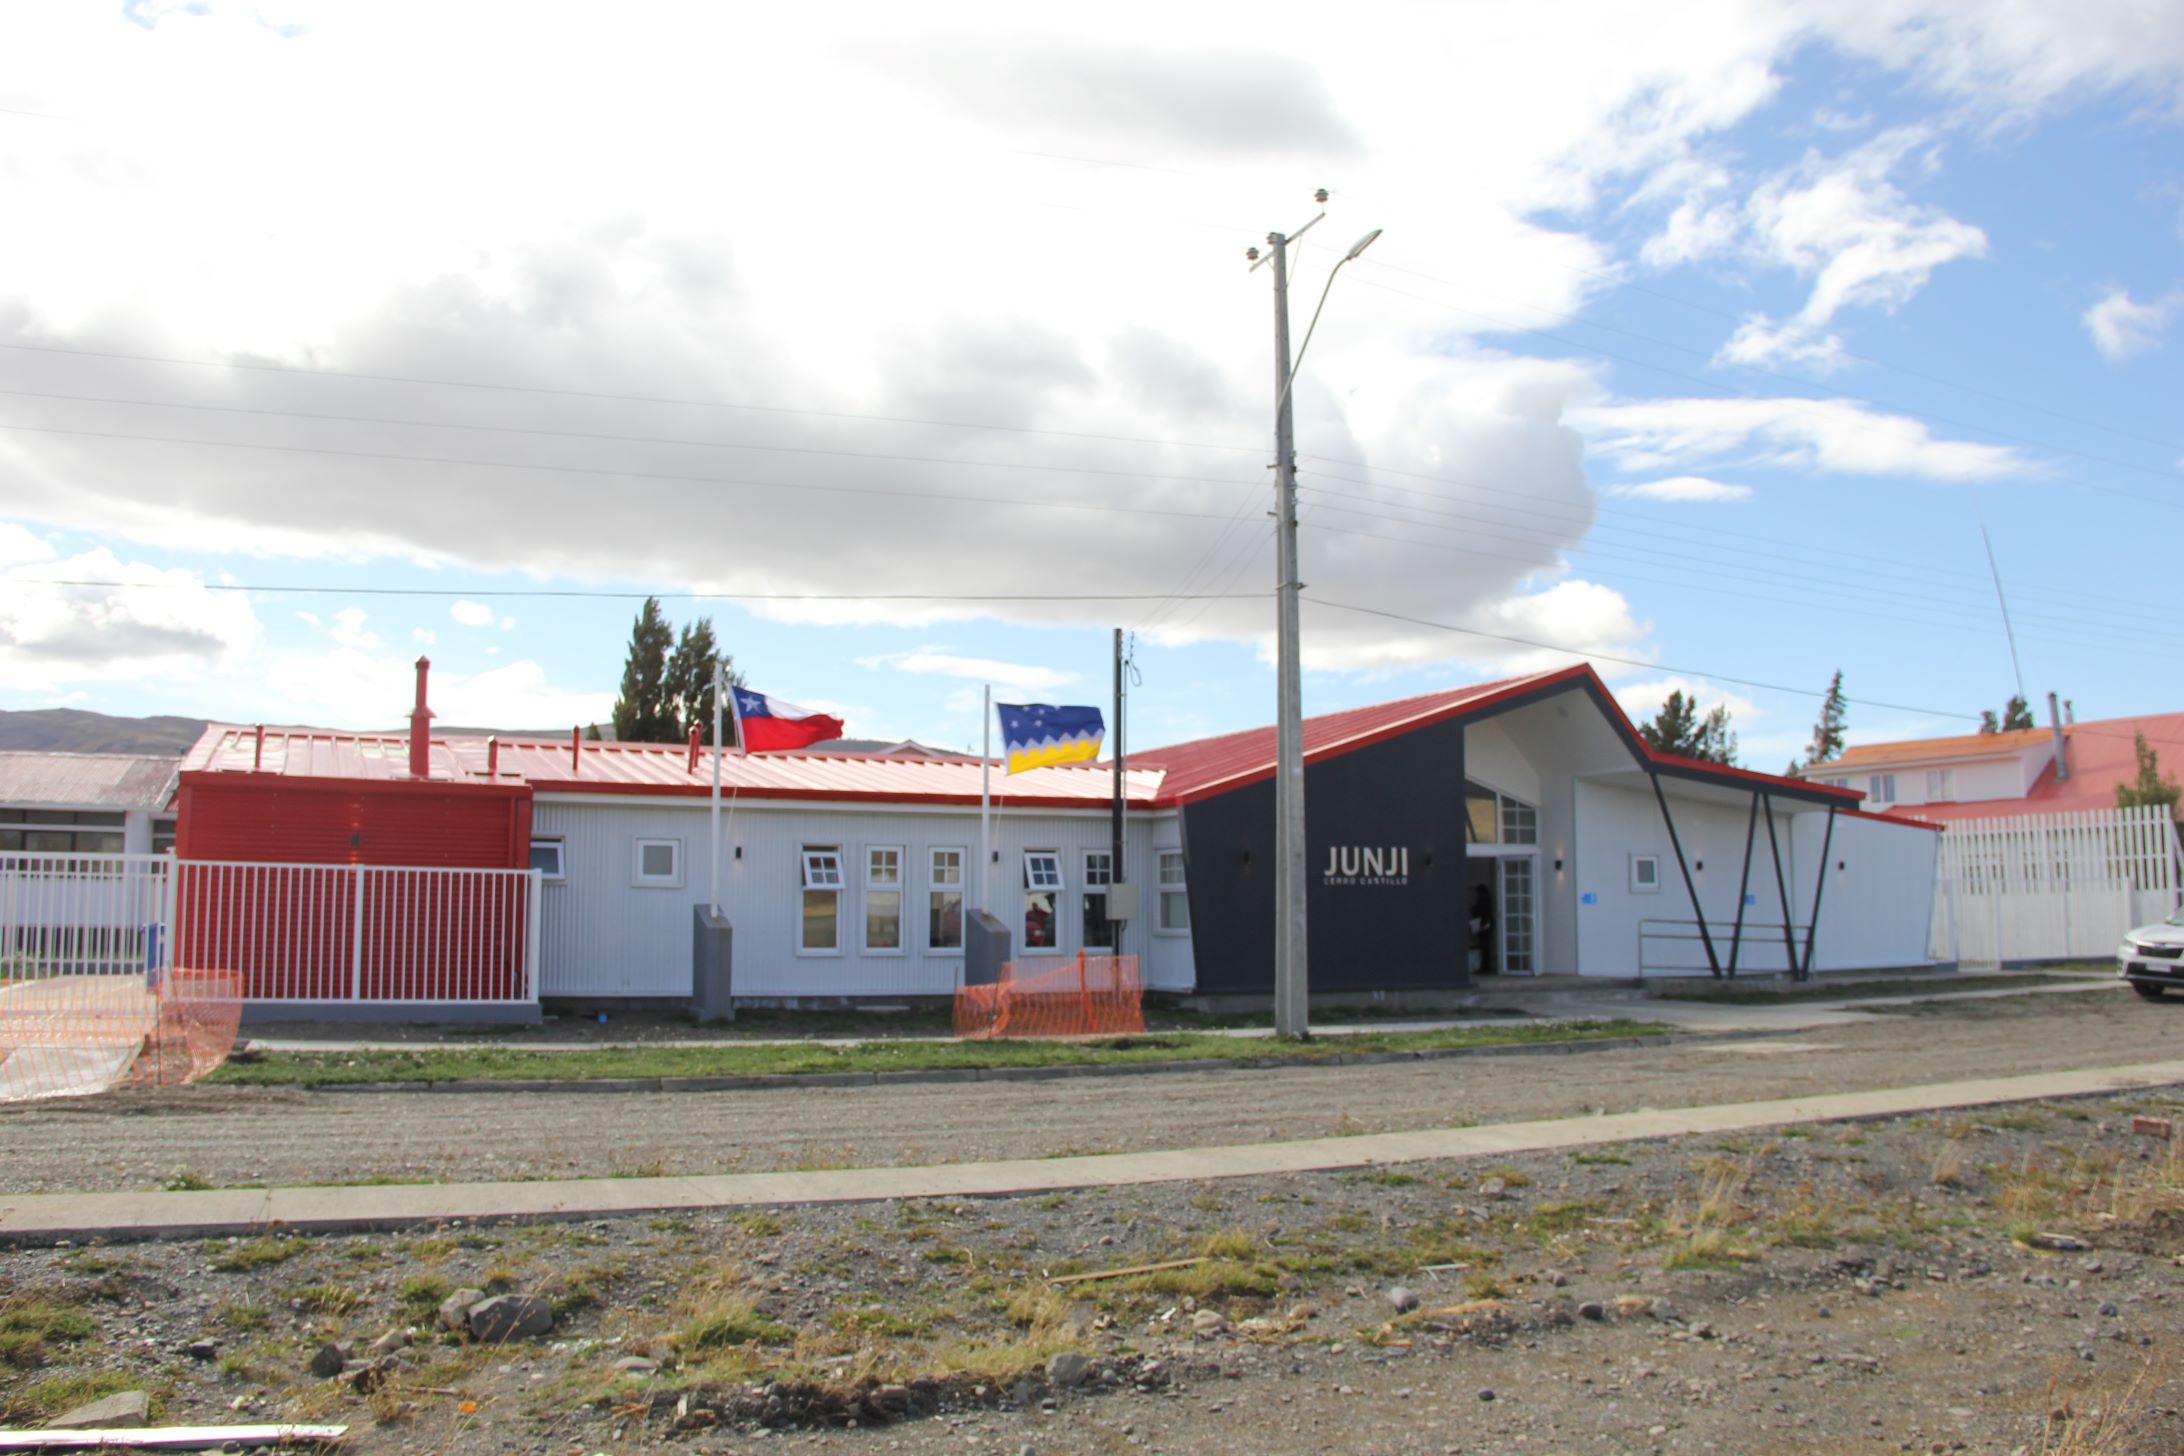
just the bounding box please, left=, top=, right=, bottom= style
left=0, top=989, right=2174, bottom=1195
left=4, top=1086, right=2181, bottom=1454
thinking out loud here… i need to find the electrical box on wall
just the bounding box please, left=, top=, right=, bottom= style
left=1106, top=882, right=1140, bottom=922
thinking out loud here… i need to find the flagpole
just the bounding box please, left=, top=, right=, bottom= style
left=709, top=658, right=723, bottom=920
left=979, top=684, right=992, bottom=919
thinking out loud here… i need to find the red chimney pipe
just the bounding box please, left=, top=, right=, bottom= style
left=252, top=724, right=265, bottom=771
left=409, top=657, right=434, bottom=780
left=687, top=722, right=701, bottom=773
left=571, top=725, right=582, bottom=774
left=486, top=735, right=499, bottom=781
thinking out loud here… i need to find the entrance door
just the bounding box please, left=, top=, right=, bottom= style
left=1500, top=856, right=1537, bottom=974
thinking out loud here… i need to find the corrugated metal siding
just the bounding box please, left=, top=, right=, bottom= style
left=177, top=779, right=526, bottom=868
left=533, top=798, right=1188, bottom=999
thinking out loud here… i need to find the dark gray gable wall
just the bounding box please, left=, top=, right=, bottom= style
left=1178, top=714, right=1467, bottom=996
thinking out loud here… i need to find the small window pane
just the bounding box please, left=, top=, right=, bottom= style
left=1465, top=784, right=1499, bottom=844
left=1084, top=851, right=1113, bottom=887
left=869, top=847, right=901, bottom=886
left=1024, top=891, right=1058, bottom=948
left=1024, top=852, right=1062, bottom=890
left=1159, top=889, right=1189, bottom=931
left=640, top=842, right=677, bottom=879
left=802, top=849, right=843, bottom=888
left=25, top=831, right=69, bottom=853
left=930, top=848, right=963, bottom=888
left=866, top=890, right=902, bottom=951
left=1082, top=890, right=1114, bottom=949
left=929, top=890, right=964, bottom=949
left=1158, top=851, right=1186, bottom=886
left=529, top=839, right=564, bottom=878
left=1499, top=796, right=1538, bottom=845
left=802, top=889, right=839, bottom=950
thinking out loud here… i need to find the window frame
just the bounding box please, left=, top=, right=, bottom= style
left=1925, top=768, right=1955, bottom=801
left=862, top=844, right=906, bottom=955
left=1869, top=772, right=1898, bottom=805
left=927, top=845, right=966, bottom=954
left=631, top=837, right=683, bottom=889
left=1630, top=853, right=1661, bottom=894
left=798, top=843, right=844, bottom=956
left=1081, top=848, right=1116, bottom=951
left=529, top=837, right=566, bottom=881
left=1156, top=849, right=1190, bottom=935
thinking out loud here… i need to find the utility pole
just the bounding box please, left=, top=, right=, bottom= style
left=1249, top=196, right=1382, bottom=1041
left=1111, top=627, right=1126, bottom=953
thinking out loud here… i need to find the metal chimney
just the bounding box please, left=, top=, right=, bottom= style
left=2047, top=691, right=2069, bottom=782
left=409, top=657, right=435, bottom=780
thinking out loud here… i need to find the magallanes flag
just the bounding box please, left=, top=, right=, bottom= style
left=996, top=702, right=1104, bottom=775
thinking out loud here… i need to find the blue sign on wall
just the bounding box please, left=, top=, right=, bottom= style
left=1745, top=893, right=1758, bottom=906
left=1580, top=891, right=1598, bottom=905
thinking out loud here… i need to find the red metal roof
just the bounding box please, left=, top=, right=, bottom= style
left=181, top=662, right=1867, bottom=816
left=179, top=724, right=1160, bottom=810
left=1134, top=664, right=1861, bottom=808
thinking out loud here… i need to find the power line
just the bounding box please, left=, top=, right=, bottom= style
left=14, top=579, right=1271, bottom=605
left=0, top=420, right=1252, bottom=525
left=1304, top=596, right=1984, bottom=722
left=0, top=341, right=1264, bottom=458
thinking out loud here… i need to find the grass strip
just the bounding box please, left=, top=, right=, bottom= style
left=1647, top=973, right=2081, bottom=1006
left=206, top=1018, right=1674, bottom=1088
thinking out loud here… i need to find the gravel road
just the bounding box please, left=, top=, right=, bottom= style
left=2, top=988, right=2176, bottom=1195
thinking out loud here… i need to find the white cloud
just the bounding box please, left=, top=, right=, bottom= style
left=449, top=600, right=495, bottom=627
left=498, top=615, right=515, bottom=630
left=1614, top=674, right=1762, bottom=728
left=0, top=548, right=261, bottom=693
left=1608, top=475, right=1754, bottom=503
left=1574, top=395, right=2031, bottom=481
left=328, top=605, right=379, bottom=648
left=0, top=523, right=56, bottom=569
left=1685, top=128, right=1987, bottom=373
left=411, top=626, right=436, bottom=645
left=265, top=649, right=609, bottom=729
left=858, top=649, right=1080, bottom=694
left=2083, top=286, right=2183, bottom=362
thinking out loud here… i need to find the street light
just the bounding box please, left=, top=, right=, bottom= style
left=1251, top=202, right=1382, bottom=1039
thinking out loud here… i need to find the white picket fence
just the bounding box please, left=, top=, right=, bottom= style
left=1930, top=806, right=2181, bottom=965
left=0, top=852, right=540, bottom=1007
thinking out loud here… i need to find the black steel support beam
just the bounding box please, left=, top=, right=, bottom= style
left=1728, top=791, right=1759, bottom=978
left=1800, top=805, right=1839, bottom=981
left=1650, top=771, right=1720, bottom=977
left=1763, top=794, right=1801, bottom=978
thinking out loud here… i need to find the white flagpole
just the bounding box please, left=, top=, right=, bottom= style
left=727, top=672, right=748, bottom=758
left=979, top=684, right=991, bottom=918
left=709, top=658, right=723, bottom=919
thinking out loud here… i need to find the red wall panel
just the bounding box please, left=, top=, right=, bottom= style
left=176, top=776, right=529, bottom=868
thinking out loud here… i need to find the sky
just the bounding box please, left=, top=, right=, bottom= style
left=0, top=0, right=2180, bottom=769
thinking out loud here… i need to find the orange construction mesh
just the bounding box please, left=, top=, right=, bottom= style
left=0, top=966, right=243, bottom=1103
left=953, top=952, right=1145, bottom=1040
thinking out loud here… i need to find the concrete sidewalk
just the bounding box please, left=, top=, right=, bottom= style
left=6, top=1053, right=2176, bottom=1247
left=241, top=975, right=2121, bottom=1053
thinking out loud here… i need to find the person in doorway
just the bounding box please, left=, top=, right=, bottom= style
left=1469, top=882, right=1496, bottom=975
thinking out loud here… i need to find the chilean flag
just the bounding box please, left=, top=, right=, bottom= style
left=730, top=687, right=845, bottom=753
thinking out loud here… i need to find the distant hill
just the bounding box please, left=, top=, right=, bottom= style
left=0, top=709, right=207, bottom=755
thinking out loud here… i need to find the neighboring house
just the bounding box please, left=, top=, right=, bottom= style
left=0, top=751, right=179, bottom=855
left=149, top=659, right=1941, bottom=1018
left=1808, top=710, right=2184, bottom=823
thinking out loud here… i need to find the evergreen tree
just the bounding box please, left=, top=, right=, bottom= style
left=610, top=598, right=677, bottom=743
left=584, top=723, right=602, bottom=742
left=1802, top=671, right=1847, bottom=769
left=2001, top=694, right=2034, bottom=731
left=1638, top=690, right=1738, bottom=765
left=1978, top=710, right=1999, bottom=735
left=665, top=618, right=721, bottom=741
left=2115, top=731, right=2181, bottom=814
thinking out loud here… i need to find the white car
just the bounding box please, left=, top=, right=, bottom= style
left=2117, top=909, right=2184, bottom=1000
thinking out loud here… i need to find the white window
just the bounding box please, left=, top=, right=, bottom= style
left=1082, top=849, right=1116, bottom=950
left=864, top=845, right=903, bottom=953
left=529, top=838, right=565, bottom=881
left=1157, top=849, right=1189, bottom=932
left=1499, top=795, right=1538, bottom=845
left=1869, top=773, right=1897, bottom=804
left=928, top=847, right=965, bottom=951
left=1925, top=768, right=1955, bottom=801
left=800, top=846, right=842, bottom=953
left=1822, top=777, right=1849, bottom=790
left=1023, top=850, right=1063, bottom=951
left=1630, top=854, right=1660, bottom=894
left=632, top=838, right=682, bottom=888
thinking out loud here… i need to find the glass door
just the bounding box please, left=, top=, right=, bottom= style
left=1500, top=856, right=1537, bottom=974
